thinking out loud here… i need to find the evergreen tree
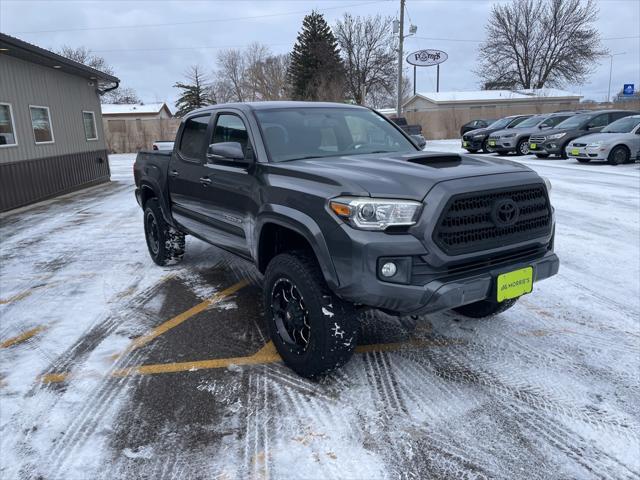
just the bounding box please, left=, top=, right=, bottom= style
left=287, top=11, right=345, bottom=101
left=173, top=66, right=213, bottom=117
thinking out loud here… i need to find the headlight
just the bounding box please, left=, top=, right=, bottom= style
left=503, top=133, right=516, bottom=138
left=542, top=176, right=552, bottom=192
left=587, top=141, right=605, bottom=148
left=547, top=133, right=566, bottom=140
left=473, top=134, right=485, bottom=139
left=329, top=197, right=422, bottom=230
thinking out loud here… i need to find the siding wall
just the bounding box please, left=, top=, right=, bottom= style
left=0, top=54, right=111, bottom=211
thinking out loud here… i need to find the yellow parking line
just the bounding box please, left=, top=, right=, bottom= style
left=121, top=279, right=249, bottom=355
left=0, top=290, right=34, bottom=305
left=39, top=337, right=463, bottom=384
left=1, top=326, right=47, bottom=349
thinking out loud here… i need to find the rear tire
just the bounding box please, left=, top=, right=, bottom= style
left=608, top=145, right=629, bottom=165
left=453, top=298, right=517, bottom=319
left=143, top=198, right=185, bottom=266
left=263, top=251, right=358, bottom=379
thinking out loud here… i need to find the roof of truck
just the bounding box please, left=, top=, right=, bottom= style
left=189, top=101, right=367, bottom=115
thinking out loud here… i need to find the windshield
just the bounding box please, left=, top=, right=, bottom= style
left=516, top=115, right=545, bottom=128
left=487, top=117, right=512, bottom=129
left=602, top=116, right=640, bottom=133
left=255, top=108, right=416, bottom=162
left=555, top=113, right=590, bottom=129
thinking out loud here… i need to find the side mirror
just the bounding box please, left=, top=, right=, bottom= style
left=206, top=142, right=247, bottom=163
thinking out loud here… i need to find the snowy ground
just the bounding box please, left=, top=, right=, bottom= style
left=1, top=144, right=639, bottom=479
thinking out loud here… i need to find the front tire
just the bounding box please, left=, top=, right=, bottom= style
left=608, top=145, right=629, bottom=165
left=453, top=298, right=517, bottom=318
left=144, top=198, right=185, bottom=266
left=516, top=139, right=530, bottom=156
left=481, top=139, right=490, bottom=153
left=263, top=251, right=358, bottom=378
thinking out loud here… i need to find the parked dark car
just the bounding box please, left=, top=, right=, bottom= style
left=461, top=115, right=532, bottom=153
left=486, top=112, right=578, bottom=156
left=460, top=119, right=495, bottom=136
left=529, top=110, right=639, bottom=158
left=134, top=101, right=558, bottom=378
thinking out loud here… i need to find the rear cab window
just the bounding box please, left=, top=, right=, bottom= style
left=179, top=114, right=211, bottom=159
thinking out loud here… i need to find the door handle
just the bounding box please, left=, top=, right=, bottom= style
left=169, top=170, right=179, bottom=177
left=199, top=176, right=212, bottom=186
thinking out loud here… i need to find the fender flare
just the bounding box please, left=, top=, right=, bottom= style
left=138, top=179, right=175, bottom=226
left=255, top=205, right=340, bottom=290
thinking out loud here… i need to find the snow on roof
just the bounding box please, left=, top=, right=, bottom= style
left=100, top=102, right=170, bottom=115
left=408, top=89, right=582, bottom=104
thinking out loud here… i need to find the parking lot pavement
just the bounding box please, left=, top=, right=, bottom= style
left=1, top=151, right=639, bottom=479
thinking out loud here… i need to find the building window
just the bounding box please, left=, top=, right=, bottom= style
left=83, top=111, right=98, bottom=141
left=0, top=103, right=18, bottom=147
left=29, top=106, right=55, bottom=144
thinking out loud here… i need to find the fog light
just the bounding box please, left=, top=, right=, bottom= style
left=381, top=262, right=397, bottom=277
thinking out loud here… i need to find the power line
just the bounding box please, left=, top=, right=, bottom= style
left=409, top=34, right=640, bottom=44
left=9, top=0, right=388, bottom=34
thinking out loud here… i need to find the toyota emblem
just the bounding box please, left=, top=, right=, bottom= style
left=492, top=199, right=519, bottom=227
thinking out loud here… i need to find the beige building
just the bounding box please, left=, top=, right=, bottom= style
left=403, top=89, right=583, bottom=139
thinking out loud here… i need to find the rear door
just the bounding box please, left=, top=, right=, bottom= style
left=168, top=113, right=213, bottom=232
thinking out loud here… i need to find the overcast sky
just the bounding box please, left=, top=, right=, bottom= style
left=2, top=0, right=638, bottom=108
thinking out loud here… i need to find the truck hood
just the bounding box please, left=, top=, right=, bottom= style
left=272, top=151, right=534, bottom=200
left=570, top=132, right=632, bottom=144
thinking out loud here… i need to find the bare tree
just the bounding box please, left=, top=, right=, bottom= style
left=334, top=14, right=397, bottom=105
left=56, top=45, right=141, bottom=104
left=252, top=54, right=290, bottom=100
left=476, top=0, right=606, bottom=89
left=214, top=43, right=290, bottom=102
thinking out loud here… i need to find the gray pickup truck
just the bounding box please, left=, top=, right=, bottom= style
left=134, top=101, right=559, bottom=378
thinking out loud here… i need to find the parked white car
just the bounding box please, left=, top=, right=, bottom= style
left=152, top=140, right=174, bottom=151
left=566, top=115, right=640, bottom=165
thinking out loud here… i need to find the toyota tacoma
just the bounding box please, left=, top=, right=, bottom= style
left=134, top=101, right=559, bottom=378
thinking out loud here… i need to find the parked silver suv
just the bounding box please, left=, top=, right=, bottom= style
left=566, top=115, right=640, bottom=164
left=487, top=112, right=578, bottom=156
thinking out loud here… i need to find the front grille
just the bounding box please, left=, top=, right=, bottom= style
left=530, top=135, right=546, bottom=143
left=433, top=185, right=552, bottom=255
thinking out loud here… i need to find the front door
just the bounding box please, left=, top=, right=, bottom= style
left=191, top=111, right=259, bottom=258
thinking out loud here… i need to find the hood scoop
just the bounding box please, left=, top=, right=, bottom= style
left=405, top=153, right=463, bottom=168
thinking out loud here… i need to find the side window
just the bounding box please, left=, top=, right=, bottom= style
left=542, top=116, right=567, bottom=128
left=83, top=111, right=98, bottom=141
left=0, top=103, right=18, bottom=147
left=29, top=106, right=54, bottom=144
left=610, top=112, right=630, bottom=122
left=179, top=115, right=210, bottom=159
left=587, top=114, right=608, bottom=129
left=212, top=114, right=250, bottom=155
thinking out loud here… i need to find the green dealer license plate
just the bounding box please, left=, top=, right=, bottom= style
left=489, top=140, right=496, bottom=146
left=571, top=148, right=580, bottom=156
left=497, top=267, right=533, bottom=302
left=463, top=141, right=469, bottom=147
left=530, top=143, right=537, bottom=150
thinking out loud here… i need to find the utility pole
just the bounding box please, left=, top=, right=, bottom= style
left=396, top=0, right=405, bottom=117
left=607, top=52, right=626, bottom=103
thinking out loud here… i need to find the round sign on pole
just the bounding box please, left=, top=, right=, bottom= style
left=406, top=49, right=448, bottom=67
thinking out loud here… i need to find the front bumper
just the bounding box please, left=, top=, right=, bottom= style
left=487, top=137, right=516, bottom=153
left=461, top=137, right=486, bottom=150
left=530, top=140, right=564, bottom=155
left=565, top=145, right=608, bottom=160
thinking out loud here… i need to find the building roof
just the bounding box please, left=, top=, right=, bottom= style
left=0, top=32, right=119, bottom=84
left=405, top=89, right=582, bottom=106
left=101, top=102, right=172, bottom=116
